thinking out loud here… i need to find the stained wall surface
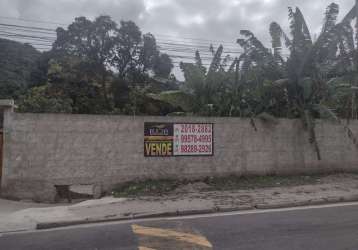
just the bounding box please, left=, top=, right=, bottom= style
left=1, top=111, right=357, bottom=202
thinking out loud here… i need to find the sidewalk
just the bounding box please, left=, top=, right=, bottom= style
left=0, top=198, right=56, bottom=233
left=0, top=198, right=53, bottom=217
left=1, top=173, right=358, bottom=233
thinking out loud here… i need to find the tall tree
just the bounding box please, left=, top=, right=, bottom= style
left=53, top=16, right=118, bottom=110
left=113, top=22, right=173, bottom=82
left=114, top=21, right=142, bottom=82
left=46, top=56, right=107, bottom=114
left=153, top=53, right=173, bottom=78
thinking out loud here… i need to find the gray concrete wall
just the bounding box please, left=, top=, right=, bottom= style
left=1, top=111, right=358, bottom=202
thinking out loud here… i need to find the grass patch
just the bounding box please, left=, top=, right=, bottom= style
left=112, top=174, right=331, bottom=197
left=112, top=179, right=189, bottom=197
left=202, top=175, right=320, bottom=191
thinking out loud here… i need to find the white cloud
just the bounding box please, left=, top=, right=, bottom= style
left=177, top=14, right=205, bottom=27
left=1, top=0, right=354, bottom=44
left=0, top=0, right=355, bottom=79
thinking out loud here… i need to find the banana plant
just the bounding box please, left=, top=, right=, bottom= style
left=154, top=46, right=241, bottom=116
left=236, top=3, right=357, bottom=160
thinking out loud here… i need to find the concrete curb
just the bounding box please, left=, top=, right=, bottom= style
left=254, top=195, right=358, bottom=210
left=36, top=210, right=213, bottom=230
left=36, top=197, right=358, bottom=230
left=36, top=206, right=255, bottom=230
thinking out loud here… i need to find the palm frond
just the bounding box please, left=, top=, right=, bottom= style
left=321, top=3, right=339, bottom=35
left=270, top=22, right=283, bottom=60
left=207, top=45, right=223, bottom=74
left=341, top=4, right=356, bottom=24
left=270, top=22, right=292, bottom=51
left=289, top=7, right=312, bottom=49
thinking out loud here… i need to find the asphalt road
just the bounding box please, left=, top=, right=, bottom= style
left=1, top=203, right=358, bottom=250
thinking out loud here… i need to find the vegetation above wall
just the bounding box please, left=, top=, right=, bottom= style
left=2, top=3, right=358, bottom=157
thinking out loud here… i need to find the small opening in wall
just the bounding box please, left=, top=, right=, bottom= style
left=55, top=185, right=72, bottom=203
left=55, top=184, right=94, bottom=203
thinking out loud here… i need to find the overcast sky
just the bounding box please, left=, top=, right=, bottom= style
left=0, top=0, right=355, bottom=78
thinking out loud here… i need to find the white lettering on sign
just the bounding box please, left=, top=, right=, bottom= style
left=173, top=123, right=213, bottom=156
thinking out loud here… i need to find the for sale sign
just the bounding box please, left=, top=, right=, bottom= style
left=144, top=122, right=214, bottom=157
left=144, top=123, right=173, bottom=157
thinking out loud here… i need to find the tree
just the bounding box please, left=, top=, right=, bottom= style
left=32, top=16, right=175, bottom=114
left=53, top=16, right=118, bottom=110
left=111, top=21, right=174, bottom=109
left=140, top=33, right=160, bottom=74
left=46, top=56, right=107, bottom=114
left=114, top=21, right=142, bottom=82
left=153, top=53, right=173, bottom=78
left=113, top=22, right=173, bottom=82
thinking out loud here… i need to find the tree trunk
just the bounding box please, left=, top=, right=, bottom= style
left=304, top=110, right=321, bottom=161
left=101, top=69, right=111, bottom=111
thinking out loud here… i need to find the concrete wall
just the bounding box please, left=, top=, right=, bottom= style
left=1, top=111, right=358, bottom=202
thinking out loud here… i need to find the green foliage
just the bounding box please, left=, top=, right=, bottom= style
left=148, top=90, right=196, bottom=112
left=17, top=86, right=72, bottom=113
left=153, top=53, right=174, bottom=78
left=3, top=3, right=358, bottom=131
left=112, top=179, right=184, bottom=197
left=122, top=86, right=180, bottom=116
left=47, top=57, right=108, bottom=114
left=53, top=16, right=119, bottom=110
left=0, top=39, right=42, bottom=99
left=8, top=16, right=175, bottom=115
left=172, top=2, right=358, bottom=160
